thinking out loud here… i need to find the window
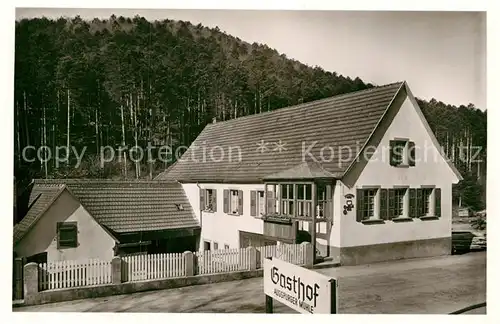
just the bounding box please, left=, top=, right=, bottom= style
left=422, top=188, right=433, bottom=216
left=213, top=242, right=219, bottom=250
left=394, top=189, right=407, bottom=218
left=257, top=191, right=265, bottom=215
left=317, top=184, right=327, bottom=218
left=356, top=189, right=379, bottom=221
left=230, top=190, right=239, bottom=214
left=250, top=190, right=266, bottom=216
left=296, top=184, right=312, bottom=217
left=408, top=188, right=441, bottom=218
left=224, top=244, right=229, bottom=249
left=203, top=241, right=211, bottom=251
left=266, top=184, right=280, bottom=215
left=57, top=222, right=78, bottom=248
left=200, top=188, right=217, bottom=212
left=224, top=189, right=243, bottom=215
left=280, top=184, right=294, bottom=216
left=390, top=140, right=416, bottom=167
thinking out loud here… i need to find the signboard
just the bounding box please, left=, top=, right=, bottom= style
left=263, top=257, right=337, bottom=314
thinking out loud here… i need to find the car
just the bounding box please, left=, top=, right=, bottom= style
left=452, top=231, right=486, bottom=254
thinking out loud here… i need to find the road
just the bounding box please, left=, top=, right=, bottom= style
left=14, top=251, right=486, bottom=314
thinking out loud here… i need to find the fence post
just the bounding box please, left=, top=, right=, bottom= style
left=184, top=251, right=194, bottom=277
left=302, top=242, right=314, bottom=268
left=111, top=256, right=122, bottom=284
left=23, top=262, right=39, bottom=303
left=248, top=246, right=257, bottom=270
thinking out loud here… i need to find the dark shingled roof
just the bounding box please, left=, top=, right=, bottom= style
left=14, top=180, right=199, bottom=244
left=14, top=184, right=66, bottom=243
left=157, top=82, right=404, bottom=183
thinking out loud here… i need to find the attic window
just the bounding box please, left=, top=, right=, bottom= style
left=390, top=139, right=416, bottom=167
left=176, top=203, right=184, bottom=211
left=57, top=222, right=78, bottom=248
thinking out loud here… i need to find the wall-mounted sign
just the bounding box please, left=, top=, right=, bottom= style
left=263, top=257, right=337, bottom=314
left=343, top=193, right=354, bottom=215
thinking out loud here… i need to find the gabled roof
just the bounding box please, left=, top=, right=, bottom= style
left=156, top=82, right=405, bottom=183
left=14, top=180, right=200, bottom=244
left=13, top=184, right=66, bottom=243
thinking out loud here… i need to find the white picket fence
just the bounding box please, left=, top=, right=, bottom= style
left=122, top=253, right=185, bottom=282
left=195, top=247, right=252, bottom=275
left=38, top=259, right=112, bottom=291
left=36, top=244, right=308, bottom=291
left=256, top=243, right=307, bottom=268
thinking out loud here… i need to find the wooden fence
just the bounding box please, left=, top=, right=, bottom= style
left=121, top=253, right=185, bottom=282
left=256, top=243, right=307, bottom=268
left=195, top=247, right=252, bottom=275
left=38, top=259, right=112, bottom=291
left=36, top=243, right=308, bottom=291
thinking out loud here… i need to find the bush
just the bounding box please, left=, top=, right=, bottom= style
left=470, top=215, right=486, bottom=231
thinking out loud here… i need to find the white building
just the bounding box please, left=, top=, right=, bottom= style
left=157, top=81, right=462, bottom=265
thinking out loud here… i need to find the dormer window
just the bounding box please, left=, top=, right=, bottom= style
left=390, top=139, right=416, bottom=167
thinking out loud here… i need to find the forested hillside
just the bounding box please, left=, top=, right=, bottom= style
left=14, top=15, right=487, bottom=210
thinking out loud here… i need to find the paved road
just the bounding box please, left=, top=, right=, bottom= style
left=14, top=251, right=486, bottom=314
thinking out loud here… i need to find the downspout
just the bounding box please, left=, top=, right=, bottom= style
left=195, top=182, right=203, bottom=251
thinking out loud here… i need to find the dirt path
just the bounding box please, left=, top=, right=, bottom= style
left=14, top=251, right=486, bottom=314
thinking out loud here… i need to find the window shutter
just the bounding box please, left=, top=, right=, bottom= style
left=435, top=188, right=441, bottom=217
left=223, top=189, right=229, bottom=214
left=388, top=189, right=395, bottom=220
left=409, top=189, right=417, bottom=218
left=250, top=190, right=257, bottom=216
left=211, top=189, right=217, bottom=212
left=58, top=222, right=78, bottom=248
left=389, top=140, right=397, bottom=166
left=267, top=190, right=275, bottom=214
left=238, top=190, right=244, bottom=215
left=379, top=189, right=388, bottom=220
left=416, top=189, right=423, bottom=217
left=409, top=141, right=416, bottom=166
left=199, top=188, right=206, bottom=211
left=356, top=189, right=364, bottom=222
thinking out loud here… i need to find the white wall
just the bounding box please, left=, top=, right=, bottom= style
left=339, top=95, right=456, bottom=247
left=15, top=190, right=116, bottom=262
left=183, top=183, right=264, bottom=250
left=329, top=181, right=343, bottom=247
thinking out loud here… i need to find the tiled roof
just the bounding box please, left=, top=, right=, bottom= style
left=157, top=82, right=404, bottom=183
left=14, top=180, right=199, bottom=243
left=263, top=161, right=336, bottom=180
left=14, top=184, right=66, bottom=243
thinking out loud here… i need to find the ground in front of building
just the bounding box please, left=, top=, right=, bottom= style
left=14, top=251, right=486, bottom=314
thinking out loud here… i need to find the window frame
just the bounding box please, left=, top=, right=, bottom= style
left=280, top=184, right=295, bottom=216
left=357, top=188, right=380, bottom=222
left=57, top=221, right=78, bottom=249
left=201, top=188, right=217, bottom=212
left=422, top=188, right=434, bottom=216
left=229, top=189, right=240, bottom=215
left=393, top=188, right=408, bottom=218
left=296, top=184, right=313, bottom=217
left=390, top=138, right=416, bottom=167
left=256, top=190, right=266, bottom=216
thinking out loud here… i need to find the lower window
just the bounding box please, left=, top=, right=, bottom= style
left=357, top=188, right=378, bottom=221
left=393, top=188, right=407, bottom=218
